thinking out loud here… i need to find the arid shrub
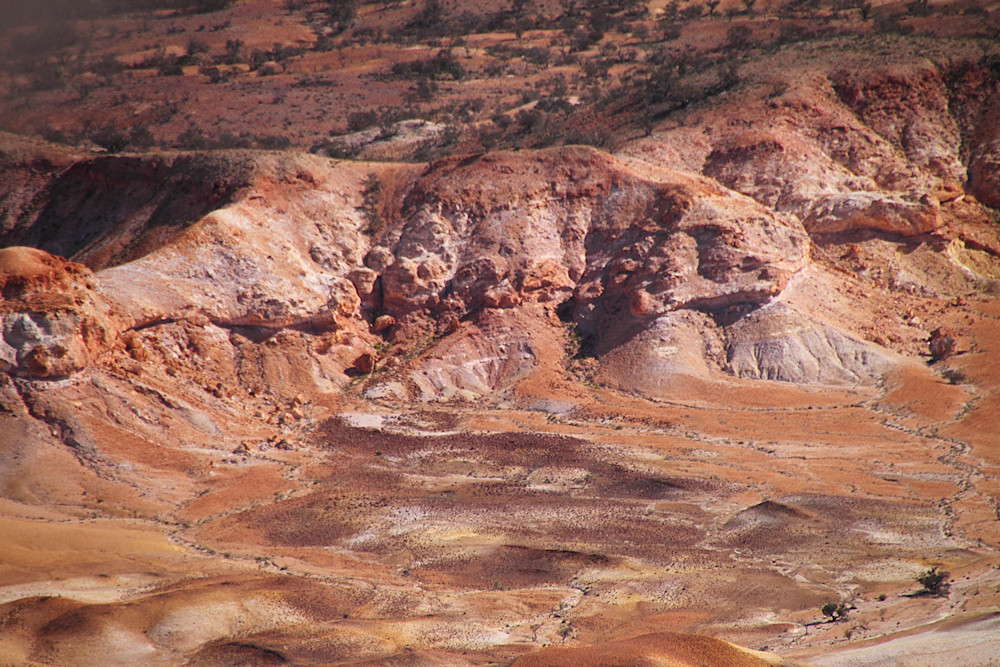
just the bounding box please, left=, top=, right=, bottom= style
left=348, top=110, right=379, bottom=132
left=199, top=65, right=223, bottom=83
left=216, top=131, right=254, bottom=149
left=399, top=0, right=446, bottom=40
left=390, top=50, right=465, bottom=81
left=41, top=125, right=70, bottom=145
left=129, top=124, right=155, bottom=149
left=725, top=25, right=756, bottom=50
left=90, top=125, right=130, bottom=153
left=157, top=55, right=184, bottom=76
left=175, top=128, right=213, bottom=150
left=255, top=135, right=291, bottom=150
left=941, top=368, right=966, bottom=385
left=222, top=38, right=244, bottom=64
left=916, top=567, right=950, bottom=596
left=820, top=601, right=850, bottom=621
left=92, top=53, right=124, bottom=77
left=187, top=39, right=209, bottom=57
left=324, top=0, right=357, bottom=34
left=31, top=62, right=67, bottom=91
left=176, top=0, right=235, bottom=14
left=408, top=77, right=438, bottom=102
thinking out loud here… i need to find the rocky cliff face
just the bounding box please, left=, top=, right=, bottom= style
left=369, top=148, right=810, bottom=390
left=0, top=138, right=868, bottom=397
left=4, top=54, right=1000, bottom=398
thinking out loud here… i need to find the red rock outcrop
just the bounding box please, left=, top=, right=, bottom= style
left=803, top=191, right=941, bottom=237
left=0, top=247, right=121, bottom=378
left=376, top=146, right=808, bottom=334
left=969, top=135, right=1000, bottom=208
left=829, top=62, right=967, bottom=195
left=654, top=53, right=1000, bottom=246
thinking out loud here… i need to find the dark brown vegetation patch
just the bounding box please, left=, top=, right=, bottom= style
left=416, top=545, right=617, bottom=589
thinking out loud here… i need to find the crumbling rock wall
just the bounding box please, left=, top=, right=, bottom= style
left=3, top=49, right=1000, bottom=398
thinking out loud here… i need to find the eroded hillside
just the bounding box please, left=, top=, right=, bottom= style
left=3, top=1, right=1000, bottom=665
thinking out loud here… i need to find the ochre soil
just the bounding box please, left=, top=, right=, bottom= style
left=1, top=297, right=998, bottom=665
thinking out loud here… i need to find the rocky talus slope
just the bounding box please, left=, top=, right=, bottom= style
left=2, top=47, right=1000, bottom=666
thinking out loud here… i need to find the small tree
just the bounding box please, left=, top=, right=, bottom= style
left=725, top=25, right=755, bottom=50
left=916, top=567, right=950, bottom=597
left=821, top=601, right=850, bottom=622
left=223, top=38, right=244, bottom=64
left=91, top=125, right=130, bottom=153
left=324, top=0, right=357, bottom=34
left=941, top=368, right=966, bottom=385
left=129, top=124, right=155, bottom=149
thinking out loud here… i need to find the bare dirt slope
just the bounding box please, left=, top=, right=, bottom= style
left=3, top=1, right=1000, bottom=665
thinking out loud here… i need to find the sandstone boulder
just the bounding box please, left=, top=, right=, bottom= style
left=372, top=314, right=396, bottom=332
left=352, top=351, right=376, bottom=374
left=928, top=327, right=956, bottom=362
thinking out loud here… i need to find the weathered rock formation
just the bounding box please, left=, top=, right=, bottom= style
left=0, top=247, right=122, bottom=378
left=2, top=49, right=1000, bottom=402
left=375, top=147, right=808, bottom=333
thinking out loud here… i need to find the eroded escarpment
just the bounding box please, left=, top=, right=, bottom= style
left=3, top=139, right=814, bottom=396
left=3, top=40, right=1000, bottom=400
left=8, top=46, right=998, bottom=402
left=0, top=138, right=261, bottom=271
left=1, top=134, right=995, bottom=401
